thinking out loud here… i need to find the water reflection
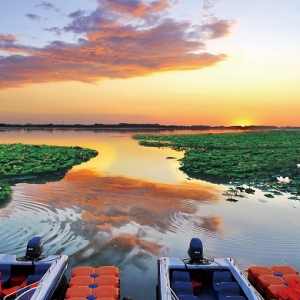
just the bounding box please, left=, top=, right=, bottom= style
left=2, top=169, right=221, bottom=254
left=0, top=168, right=221, bottom=299
left=1, top=130, right=300, bottom=299
left=65, top=169, right=219, bottom=224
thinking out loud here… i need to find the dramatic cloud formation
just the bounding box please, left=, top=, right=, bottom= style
left=99, top=0, right=175, bottom=19
left=0, top=0, right=234, bottom=89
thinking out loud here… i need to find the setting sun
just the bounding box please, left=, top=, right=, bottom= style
left=232, top=118, right=253, bottom=127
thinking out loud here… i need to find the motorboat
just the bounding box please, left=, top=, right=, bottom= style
left=157, top=238, right=264, bottom=300
left=0, top=236, right=68, bottom=300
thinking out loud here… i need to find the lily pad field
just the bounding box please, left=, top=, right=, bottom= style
left=133, top=130, right=300, bottom=200
left=0, top=143, right=98, bottom=200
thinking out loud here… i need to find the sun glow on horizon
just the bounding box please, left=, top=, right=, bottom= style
left=232, top=118, right=255, bottom=127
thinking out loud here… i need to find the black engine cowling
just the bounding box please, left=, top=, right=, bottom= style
left=26, top=236, right=44, bottom=260
left=188, top=237, right=203, bottom=263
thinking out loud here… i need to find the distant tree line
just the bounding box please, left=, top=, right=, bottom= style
left=0, top=123, right=295, bottom=130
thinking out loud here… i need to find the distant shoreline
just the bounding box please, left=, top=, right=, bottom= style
left=0, top=123, right=299, bottom=131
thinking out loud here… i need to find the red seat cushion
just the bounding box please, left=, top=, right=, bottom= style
left=1, top=280, right=27, bottom=297
left=190, top=278, right=202, bottom=295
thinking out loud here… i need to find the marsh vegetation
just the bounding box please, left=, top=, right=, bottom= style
left=0, top=143, right=98, bottom=200
left=134, top=130, right=300, bottom=200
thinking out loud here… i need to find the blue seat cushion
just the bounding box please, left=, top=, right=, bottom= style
left=27, top=274, right=43, bottom=285
left=0, top=264, right=11, bottom=283
left=34, top=263, right=51, bottom=274
left=172, top=271, right=190, bottom=283
left=219, top=282, right=240, bottom=300
left=172, top=281, right=194, bottom=296
left=213, top=271, right=233, bottom=291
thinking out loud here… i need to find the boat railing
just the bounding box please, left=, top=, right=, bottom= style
left=14, top=286, right=39, bottom=300
left=169, top=287, right=180, bottom=300
left=3, top=279, right=42, bottom=300
left=228, top=258, right=264, bottom=300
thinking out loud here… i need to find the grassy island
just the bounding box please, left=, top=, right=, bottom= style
left=0, top=143, right=98, bottom=200
left=133, top=130, right=300, bottom=200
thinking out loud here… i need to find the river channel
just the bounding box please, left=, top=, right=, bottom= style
left=0, top=129, right=299, bottom=300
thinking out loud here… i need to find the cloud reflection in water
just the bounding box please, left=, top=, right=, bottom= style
left=65, top=169, right=221, bottom=258
left=9, top=169, right=221, bottom=269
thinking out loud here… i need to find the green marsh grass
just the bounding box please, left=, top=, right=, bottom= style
left=134, top=130, right=300, bottom=200
left=0, top=143, right=98, bottom=200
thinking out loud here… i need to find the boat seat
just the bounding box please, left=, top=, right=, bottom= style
left=0, top=265, right=11, bottom=284
left=172, top=271, right=190, bottom=284
left=2, top=274, right=42, bottom=298
left=34, top=263, right=51, bottom=274
left=213, top=271, right=233, bottom=292
left=13, top=276, right=42, bottom=299
left=9, top=274, right=27, bottom=286
left=171, top=270, right=202, bottom=295
left=218, top=282, right=240, bottom=300
left=172, top=281, right=194, bottom=296
left=27, top=274, right=43, bottom=285
left=1, top=280, right=27, bottom=297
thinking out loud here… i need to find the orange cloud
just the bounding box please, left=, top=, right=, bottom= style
left=202, top=19, right=236, bottom=39
left=0, top=0, right=233, bottom=89
left=0, top=34, right=17, bottom=42
left=100, top=0, right=176, bottom=19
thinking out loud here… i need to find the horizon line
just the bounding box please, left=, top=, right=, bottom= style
left=0, top=123, right=299, bottom=128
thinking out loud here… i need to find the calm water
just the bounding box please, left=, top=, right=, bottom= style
left=0, top=129, right=299, bottom=300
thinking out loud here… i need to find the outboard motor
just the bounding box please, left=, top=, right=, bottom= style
left=188, top=238, right=203, bottom=263
left=25, top=236, right=44, bottom=260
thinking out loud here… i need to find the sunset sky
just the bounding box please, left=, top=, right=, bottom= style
left=0, top=0, right=299, bottom=126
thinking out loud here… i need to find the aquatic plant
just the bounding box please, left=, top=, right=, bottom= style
left=0, top=143, right=98, bottom=200
left=134, top=130, right=300, bottom=199
left=0, top=183, right=11, bottom=200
